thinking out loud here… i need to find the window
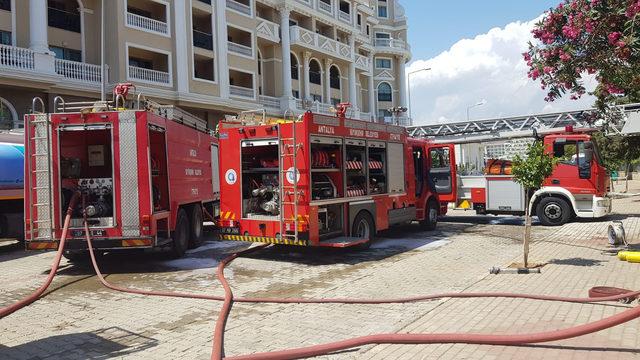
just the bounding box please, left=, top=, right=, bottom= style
left=331, top=98, right=341, bottom=106
left=48, top=0, right=81, bottom=33
left=378, top=5, right=387, bottom=18
left=194, top=57, right=214, bottom=81
left=366, top=25, right=370, bottom=35
left=330, top=66, right=340, bottom=89
left=127, top=6, right=152, bottom=18
left=292, top=90, right=300, bottom=99
left=375, top=58, right=392, bottom=69
left=430, top=148, right=451, bottom=169
left=0, top=0, right=10, bottom=11
left=50, top=46, right=82, bottom=62
left=377, top=82, right=392, bottom=102
left=0, top=30, right=11, bottom=46
left=0, top=97, right=17, bottom=130
left=312, top=94, right=322, bottom=102
left=376, top=32, right=390, bottom=39
left=291, top=54, right=299, bottom=80
left=357, top=14, right=361, bottom=26
left=339, top=1, right=350, bottom=14
left=553, top=140, right=578, bottom=165
left=129, top=57, right=153, bottom=69
left=309, top=59, right=321, bottom=85
left=378, top=109, right=392, bottom=122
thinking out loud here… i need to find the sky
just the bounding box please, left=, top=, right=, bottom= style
left=403, top=0, right=598, bottom=125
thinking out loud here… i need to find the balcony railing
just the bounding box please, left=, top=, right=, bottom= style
left=55, top=59, right=102, bottom=83
left=128, top=65, right=170, bottom=85
left=229, top=85, right=255, bottom=98
left=48, top=7, right=81, bottom=33
left=375, top=38, right=408, bottom=50
left=226, top=0, right=251, bottom=15
left=355, top=54, right=370, bottom=72
left=0, top=45, right=35, bottom=71
left=228, top=41, right=252, bottom=57
left=126, top=12, right=168, bottom=35
left=317, top=0, right=333, bottom=14
left=259, top=95, right=280, bottom=109
left=289, top=26, right=352, bottom=61
left=193, top=30, right=213, bottom=50
left=338, top=10, right=351, bottom=23
left=256, top=19, right=280, bottom=43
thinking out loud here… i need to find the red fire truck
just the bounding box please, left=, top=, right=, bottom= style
left=23, top=93, right=220, bottom=260
left=455, top=129, right=611, bottom=226
left=217, top=107, right=456, bottom=248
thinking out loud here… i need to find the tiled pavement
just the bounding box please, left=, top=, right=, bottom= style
left=0, top=187, right=639, bottom=359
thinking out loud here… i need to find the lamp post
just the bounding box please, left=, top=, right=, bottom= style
left=466, top=99, right=486, bottom=121
left=407, top=67, right=431, bottom=125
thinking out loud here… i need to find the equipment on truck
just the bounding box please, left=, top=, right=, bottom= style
left=0, top=130, right=25, bottom=240
left=23, top=85, right=220, bottom=259
left=217, top=107, right=457, bottom=248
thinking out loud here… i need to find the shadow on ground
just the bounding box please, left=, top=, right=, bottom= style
left=0, top=327, right=157, bottom=359
left=547, top=257, right=606, bottom=267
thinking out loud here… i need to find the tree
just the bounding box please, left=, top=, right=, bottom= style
left=525, top=0, right=640, bottom=109
left=593, top=132, right=640, bottom=190
left=512, top=141, right=558, bottom=267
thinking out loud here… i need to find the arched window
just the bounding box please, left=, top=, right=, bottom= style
left=291, top=53, right=299, bottom=80
left=377, top=82, right=392, bottom=102
left=309, top=59, right=321, bottom=85
left=330, top=66, right=340, bottom=90
left=0, top=97, right=19, bottom=130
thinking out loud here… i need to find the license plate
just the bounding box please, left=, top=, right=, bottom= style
left=220, top=227, right=240, bottom=235
left=72, top=229, right=105, bottom=237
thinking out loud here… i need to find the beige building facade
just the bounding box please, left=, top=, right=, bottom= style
left=0, top=0, right=411, bottom=130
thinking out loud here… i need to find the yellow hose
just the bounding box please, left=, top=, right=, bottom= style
left=626, top=253, right=640, bottom=263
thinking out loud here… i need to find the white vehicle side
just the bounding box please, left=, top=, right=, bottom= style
left=529, top=186, right=611, bottom=219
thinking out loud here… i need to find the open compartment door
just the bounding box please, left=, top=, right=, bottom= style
left=427, top=144, right=457, bottom=203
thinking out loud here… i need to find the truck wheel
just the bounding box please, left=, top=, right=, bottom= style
left=351, top=211, right=375, bottom=250
left=536, top=197, right=571, bottom=226
left=170, top=209, right=189, bottom=258
left=189, top=205, right=204, bottom=249
left=420, top=199, right=438, bottom=231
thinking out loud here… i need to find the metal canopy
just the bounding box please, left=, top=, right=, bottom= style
left=408, top=103, right=640, bottom=144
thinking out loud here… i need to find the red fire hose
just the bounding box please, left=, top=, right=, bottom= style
left=0, top=192, right=80, bottom=319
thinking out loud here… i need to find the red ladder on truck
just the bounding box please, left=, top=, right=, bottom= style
left=278, top=112, right=301, bottom=243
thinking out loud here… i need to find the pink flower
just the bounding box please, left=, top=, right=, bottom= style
left=559, top=51, right=571, bottom=62
left=543, top=66, right=554, bottom=74
left=606, top=84, right=624, bottom=94
left=523, top=52, right=531, bottom=62
left=608, top=32, right=622, bottom=45
left=530, top=68, right=541, bottom=80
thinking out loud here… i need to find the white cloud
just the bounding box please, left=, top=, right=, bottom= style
left=408, top=17, right=597, bottom=125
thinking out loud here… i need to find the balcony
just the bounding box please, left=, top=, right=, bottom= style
left=289, top=26, right=352, bottom=62
left=228, top=42, right=252, bottom=57
left=193, top=30, right=213, bottom=51
left=230, top=85, right=255, bottom=99
left=317, top=0, right=333, bottom=15
left=355, top=54, right=371, bottom=72
left=375, top=38, right=410, bottom=53
left=0, top=45, right=35, bottom=71
left=55, top=59, right=102, bottom=84
left=259, top=95, right=280, bottom=109
left=128, top=66, right=171, bottom=86
left=256, top=19, right=280, bottom=43
left=226, top=0, right=251, bottom=16
left=48, top=7, right=81, bottom=33
left=338, top=10, right=351, bottom=23
left=126, top=12, right=169, bottom=35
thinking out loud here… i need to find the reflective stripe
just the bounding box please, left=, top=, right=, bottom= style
left=221, top=234, right=308, bottom=246
left=121, top=239, right=153, bottom=247
left=27, top=241, right=59, bottom=250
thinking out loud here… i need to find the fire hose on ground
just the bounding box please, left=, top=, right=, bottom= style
left=1, top=198, right=640, bottom=358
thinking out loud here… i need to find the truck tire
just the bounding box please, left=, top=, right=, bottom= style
left=351, top=211, right=375, bottom=250
left=189, top=205, right=204, bottom=249
left=170, top=209, right=189, bottom=258
left=536, top=197, right=571, bottom=226
left=420, top=199, right=438, bottom=231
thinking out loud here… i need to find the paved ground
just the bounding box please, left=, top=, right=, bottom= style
left=1, top=183, right=639, bottom=359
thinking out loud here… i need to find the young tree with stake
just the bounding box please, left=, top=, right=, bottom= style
left=512, top=141, right=558, bottom=268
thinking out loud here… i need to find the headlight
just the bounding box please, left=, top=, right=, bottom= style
left=596, top=199, right=609, bottom=207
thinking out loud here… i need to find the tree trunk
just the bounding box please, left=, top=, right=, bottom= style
left=523, top=193, right=531, bottom=268
left=626, top=162, right=630, bottom=193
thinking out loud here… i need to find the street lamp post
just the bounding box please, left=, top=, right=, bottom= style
left=408, top=67, right=430, bottom=125
left=466, top=99, right=487, bottom=121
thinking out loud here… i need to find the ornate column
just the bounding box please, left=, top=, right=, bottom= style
left=302, top=51, right=311, bottom=100
left=29, top=0, right=49, bottom=53
left=174, top=0, right=189, bottom=93
left=398, top=55, right=407, bottom=108
left=278, top=5, right=296, bottom=111
left=324, top=58, right=333, bottom=104
left=348, top=34, right=358, bottom=111
left=216, top=0, right=230, bottom=98
left=368, top=55, right=376, bottom=121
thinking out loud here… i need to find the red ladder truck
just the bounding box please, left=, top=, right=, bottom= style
left=217, top=105, right=457, bottom=248
left=23, top=90, right=220, bottom=260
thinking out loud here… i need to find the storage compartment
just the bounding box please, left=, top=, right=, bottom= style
left=345, top=139, right=367, bottom=197
left=368, top=141, right=387, bottom=194
left=149, top=126, right=169, bottom=212
left=310, top=137, right=343, bottom=199
left=241, top=139, right=280, bottom=218
left=58, top=125, right=115, bottom=227
left=318, top=204, right=344, bottom=237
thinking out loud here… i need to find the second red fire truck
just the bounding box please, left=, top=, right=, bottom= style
left=217, top=106, right=457, bottom=248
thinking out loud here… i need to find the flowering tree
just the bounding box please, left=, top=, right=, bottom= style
left=525, top=0, right=640, bottom=108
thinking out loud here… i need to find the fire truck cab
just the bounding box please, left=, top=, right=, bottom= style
left=24, top=94, right=220, bottom=260
left=218, top=109, right=456, bottom=248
